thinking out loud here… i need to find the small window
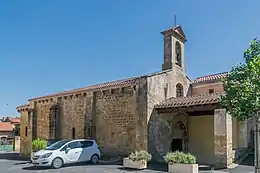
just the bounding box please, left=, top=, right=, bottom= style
left=72, top=127, right=75, bottom=139
left=81, top=140, right=93, bottom=148
left=209, top=89, right=214, bottom=94
left=25, top=126, right=28, bottom=137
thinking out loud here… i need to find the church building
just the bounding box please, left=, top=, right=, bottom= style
left=17, top=25, right=253, bottom=168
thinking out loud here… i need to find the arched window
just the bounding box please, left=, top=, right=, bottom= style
left=176, top=83, right=184, bottom=97
left=175, top=41, right=182, bottom=67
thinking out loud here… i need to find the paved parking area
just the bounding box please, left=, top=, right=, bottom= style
left=0, top=159, right=215, bottom=173
left=0, top=152, right=254, bottom=173
left=0, top=159, right=255, bottom=173
left=0, top=160, right=166, bottom=173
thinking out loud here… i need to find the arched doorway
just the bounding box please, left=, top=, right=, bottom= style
left=170, top=121, right=187, bottom=152
left=171, top=139, right=183, bottom=152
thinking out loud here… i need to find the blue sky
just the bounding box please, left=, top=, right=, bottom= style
left=0, top=0, right=259, bottom=116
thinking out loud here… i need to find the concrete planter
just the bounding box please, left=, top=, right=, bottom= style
left=168, top=163, right=198, bottom=173
left=123, top=158, right=147, bottom=169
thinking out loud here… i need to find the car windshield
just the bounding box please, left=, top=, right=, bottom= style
left=45, top=140, right=70, bottom=150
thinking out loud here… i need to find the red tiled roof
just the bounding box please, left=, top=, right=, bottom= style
left=192, top=72, right=228, bottom=85
left=8, top=117, right=20, bottom=124
left=155, top=93, right=224, bottom=109
left=0, top=122, right=13, bottom=132
left=29, top=76, right=140, bottom=101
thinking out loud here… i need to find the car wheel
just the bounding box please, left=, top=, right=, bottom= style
left=51, top=157, right=63, bottom=169
left=91, top=154, right=99, bottom=164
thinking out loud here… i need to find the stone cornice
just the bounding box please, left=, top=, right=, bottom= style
left=16, top=104, right=30, bottom=113
left=28, top=76, right=147, bottom=102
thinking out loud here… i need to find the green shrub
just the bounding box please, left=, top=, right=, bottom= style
left=32, top=139, right=47, bottom=152
left=129, top=150, right=152, bottom=162
left=164, top=151, right=196, bottom=165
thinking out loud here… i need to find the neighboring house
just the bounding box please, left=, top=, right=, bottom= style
left=0, top=122, right=14, bottom=139
left=0, top=117, right=5, bottom=122
left=4, top=117, right=20, bottom=136
left=16, top=25, right=253, bottom=169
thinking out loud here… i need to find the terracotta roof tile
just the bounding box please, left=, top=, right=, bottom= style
left=8, top=117, right=20, bottom=124
left=155, top=93, right=224, bottom=109
left=192, top=72, right=228, bottom=85
left=0, top=122, right=13, bottom=132
left=29, top=77, right=140, bottom=101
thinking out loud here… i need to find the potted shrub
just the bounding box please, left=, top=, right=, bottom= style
left=31, top=139, right=47, bottom=160
left=164, top=151, right=198, bottom=173
left=123, top=150, right=152, bottom=169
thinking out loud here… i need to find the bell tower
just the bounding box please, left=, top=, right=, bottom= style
left=161, top=25, right=187, bottom=71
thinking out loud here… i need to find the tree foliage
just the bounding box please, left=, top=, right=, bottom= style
left=221, top=39, right=260, bottom=120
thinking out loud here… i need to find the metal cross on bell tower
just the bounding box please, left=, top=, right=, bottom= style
left=173, top=14, right=177, bottom=27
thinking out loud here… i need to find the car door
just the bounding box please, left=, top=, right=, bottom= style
left=80, top=140, right=94, bottom=162
left=63, top=141, right=83, bottom=163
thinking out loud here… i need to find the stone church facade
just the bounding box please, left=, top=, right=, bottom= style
left=17, top=25, right=253, bottom=168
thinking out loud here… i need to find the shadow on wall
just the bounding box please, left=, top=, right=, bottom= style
left=147, top=109, right=165, bottom=162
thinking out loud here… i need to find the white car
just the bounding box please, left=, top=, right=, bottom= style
left=32, top=139, right=101, bottom=169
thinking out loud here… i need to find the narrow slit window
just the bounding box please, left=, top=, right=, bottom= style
left=25, top=126, right=28, bottom=137
left=84, top=126, right=87, bottom=138
left=72, top=127, right=75, bottom=139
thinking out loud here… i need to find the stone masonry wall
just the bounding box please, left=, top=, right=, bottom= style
left=34, top=101, right=52, bottom=140
left=95, top=85, right=138, bottom=156
left=19, top=77, right=147, bottom=157
left=135, top=77, right=148, bottom=151
left=147, top=69, right=190, bottom=161
left=19, top=108, right=31, bottom=158
left=214, top=108, right=233, bottom=169
left=59, top=93, right=92, bottom=139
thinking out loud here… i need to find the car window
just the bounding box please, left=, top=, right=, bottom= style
left=80, top=141, right=93, bottom=148
left=46, top=140, right=70, bottom=150
left=68, top=141, right=82, bottom=149
left=60, top=145, right=67, bottom=151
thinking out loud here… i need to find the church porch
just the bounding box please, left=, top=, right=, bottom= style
left=148, top=93, right=234, bottom=169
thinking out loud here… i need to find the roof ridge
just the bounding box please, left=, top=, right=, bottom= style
left=27, top=69, right=173, bottom=101
left=28, top=75, right=143, bottom=101
left=192, top=72, right=228, bottom=85
left=166, top=92, right=224, bottom=101
left=194, top=72, right=228, bottom=80
left=155, top=93, right=224, bottom=109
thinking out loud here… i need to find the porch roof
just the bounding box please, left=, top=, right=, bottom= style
left=155, top=93, right=225, bottom=109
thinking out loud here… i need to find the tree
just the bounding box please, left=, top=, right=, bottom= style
left=221, top=39, right=260, bottom=172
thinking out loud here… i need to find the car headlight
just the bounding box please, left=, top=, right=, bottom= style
left=40, top=152, right=52, bottom=158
